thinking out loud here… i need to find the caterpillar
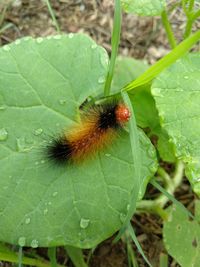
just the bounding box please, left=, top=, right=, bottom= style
left=46, top=100, right=131, bottom=164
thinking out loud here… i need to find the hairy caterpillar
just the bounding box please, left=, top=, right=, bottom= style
left=46, top=100, right=131, bottom=164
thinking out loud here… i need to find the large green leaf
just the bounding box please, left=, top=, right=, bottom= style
left=163, top=203, right=200, bottom=267
left=152, top=53, right=200, bottom=194
left=0, top=34, right=157, bottom=248
left=121, top=0, right=166, bottom=16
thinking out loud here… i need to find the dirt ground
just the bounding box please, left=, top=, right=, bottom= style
left=0, top=1, right=199, bottom=266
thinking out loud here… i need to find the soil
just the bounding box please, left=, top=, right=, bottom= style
left=0, top=1, right=199, bottom=266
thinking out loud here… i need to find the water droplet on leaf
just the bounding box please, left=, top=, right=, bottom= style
left=59, top=99, right=66, bottom=105
left=80, top=218, right=90, bottom=229
left=53, top=35, right=61, bottom=40
left=68, top=33, right=74, bottom=38
left=98, top=76, right=105, bottom=84
left=18, top=237, right=26, bottom=247
left=3, top=45, right=10, bottom=51
left=16, top=137, right=32, bottom=152
left=15, top=39, right=21, bottom=45
left=36, top=37, right=43, bottom=43
left=31, top=239, right=39, bottom=248
left=43, top=208, right=48, bottom=215
left=34, top=128, right=43, bottom=136
left=52, top=191, right=58, bottom=197
left=25, top=218, right=31, bottom=224
left=91, top=43, right=97, bottom=49
left=0, top=128, right=8, bottom=141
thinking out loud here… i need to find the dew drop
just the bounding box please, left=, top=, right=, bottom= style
left=80, top=218, right=90, bottom=229
left=25, top=217, right=31, bottom=224
left=36, top=37, right=43, bottom=43
left=23, top=36, right=31, bottom=41
left=15, top=39, right=21, bottom=45
left=18, top=237, right=26, bottom=247
left=100, top=54, right=109, bottom=68
left=35, top=161, right=39, bottom=165
left=152, top=87, right=163, bottom=97
left=105, top=153, right=111, bottom=157
left=98, top=76, right=106, bottom=84
left=91, top=43, right=97, bottom=49
left=34, top=128, right=43, bottom=136
left=53, top=35, right=61, bottom=40
left=59, top=99, right=66, bottom=105
left=43, top=208, right=48, bottom=215
left=52, top=191, right=58, bottom=197
left=16, top=137, right=32, bottom=152
left=48, top=201, right=52, bottom=205
left=184, top=76, right=189, bottom=79
left=41, top=159, right=45, bottom=164
left=3, top=45, right=11, bottom=51
left=0, top=128, right=8, bottom=141
left=119, top=213, right=126, bottom=223
left=68, top=33, right=74, bottom=39
left=31, top=239, right=39, bottom=248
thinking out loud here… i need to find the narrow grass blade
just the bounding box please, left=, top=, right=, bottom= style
left=114, top=91, right=141, bottom=242
left=123, top=30, right=200, bottom=92
left=128, top=223, right=152, bottom=267
left=104, top=0, right=121, bottom=96
left=151, top=179, right=194, bottom=219
left=43, top=0, right=61, bottom=34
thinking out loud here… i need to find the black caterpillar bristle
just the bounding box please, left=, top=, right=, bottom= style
left=47, top=138, right=72, bottom=164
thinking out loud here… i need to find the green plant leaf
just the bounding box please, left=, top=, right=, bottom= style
left=151, top=53, right=200, bottom=194
left=163, top=204, right=200, bottom=267
left=121, top=0, right=166, bottom=16
left=112, top=56, right=175, bottom=163
left=0, top=34, right=157, bottom=248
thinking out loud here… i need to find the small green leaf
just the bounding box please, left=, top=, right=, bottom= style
left=121, top=0, right=166, bottom=16
left=163, top=204, right=200, bottom=267
left=152, top=53, right=200, bottom=194
left=0, top=35, right=157, bottom=248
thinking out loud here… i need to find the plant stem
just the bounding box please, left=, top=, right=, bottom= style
left=161, top=10, right=177, bottom=49
left=65, top=246, right=88, bottom=267
left=136, top=161, right=184, bottom=219
left=43, top=0, right=61, bottom=34
left=183, top=0, right=196, bottom=38
left=104, top=0, right=121, bottom=96
left=47, top=247, right=57, bottom=267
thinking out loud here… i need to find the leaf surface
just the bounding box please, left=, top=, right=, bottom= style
left=121, top=0, right=166, bottom=16
left=152, top=53, right=200, bottom=194
left=0, top=35, right=156, bottom=248
left=163, top=204, right=200, bottom=267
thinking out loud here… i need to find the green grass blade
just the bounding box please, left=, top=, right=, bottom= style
left=128, top=223, right=152, bottom=267
left=151, top=179, right=194, bottom=219
left=0, top=251, right=65, bottom=267
left=43, top=0, right=61, bottom=34
left=104, top=0, right=121, bottom=96
left=114, top=91, right=141, bottom=242
left=123, top=30, right=200, bottom=92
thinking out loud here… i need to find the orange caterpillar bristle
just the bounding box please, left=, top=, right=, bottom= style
left=46, top=100, right=131, bottom=164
